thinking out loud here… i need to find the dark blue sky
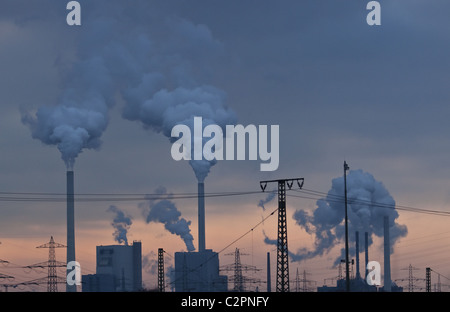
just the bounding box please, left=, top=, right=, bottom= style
left=1, top=0, right=450, bottom=289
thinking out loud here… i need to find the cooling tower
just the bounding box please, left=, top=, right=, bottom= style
left=198, top=182, right=205, bottom=252
left=66, top=170, right=76, bottom=292
left=383, top=216, right=391, bottom=292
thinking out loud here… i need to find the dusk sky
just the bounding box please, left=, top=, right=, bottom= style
left=1, top=0, right=450, bottom=291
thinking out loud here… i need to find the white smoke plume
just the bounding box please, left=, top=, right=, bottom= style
left=257, top=190, right=277, bottom=211
left=142, top=251, right=175, bottom=291
left=140, top=186, right=195, bottom=252
left=21, top=1, right=236, bottom=176
left=142, top=251, right=158, bottom=276
left=107, top=205, right=132, bottom=245
left=21, top=11, right=119, bottom=169
left=120, top=14, right=237, bottom=183
left=21, top=62, right=113, bottom=169
left=264, top=169, right=407, bottom=266
left=295, top=169, right=407, bottom=265
left=123, top=85, right=236, bottom=182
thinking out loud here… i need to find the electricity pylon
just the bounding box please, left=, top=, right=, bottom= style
left=158, top=248, right=165, bottom=292
left=260, top=178, right=304, bottom=292
left=221, top=248, right=260, bottom=292
left=35, top=236, right=67, bottom=292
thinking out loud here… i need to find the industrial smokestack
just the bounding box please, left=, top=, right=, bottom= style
left=291, top=169, right=407, bottom=265
left=66, top=170, right=76, bottom=292
left=198, top=182, right=206, bottom=252
left=384, top=216, right=391, bottom=292
left=365, top=232, right=369, bottom=279
left=267, top=252, right=271, bottom=292
left=355, top=231, right=360, bottom=279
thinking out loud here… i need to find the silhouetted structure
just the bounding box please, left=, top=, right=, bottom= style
left=318, top=228, right=401, bottom=292
left=174, top=250, right=227, bottom=292
left=158, top=248, right=165, bottom=292
left=221, top=248, right=260, bottom=292
left=267, top=252, right=271, bottom=292
left=66, top=170, right=76, bottom=292
left=260, top=177, right=304, bottom=292
left=82, top=241, right=142, bottom=292
left=36, top=236, right=66, bottom=292
left=383, top=215, right=391, bottom=292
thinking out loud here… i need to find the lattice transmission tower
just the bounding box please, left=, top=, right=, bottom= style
left=158, top=248, right=165, bottom=292
left=35, top=236, right=67, bottom=292
left=260, top=178, right=304, bottom=292
left=395, top=264, right=425, bottom=292
left=294, top=268, right=316, bottom=292
left=221, top=248, right=260, bottom=292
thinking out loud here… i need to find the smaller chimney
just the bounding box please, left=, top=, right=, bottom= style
left=365, top=232, right=369, bottom=279
left=66, top=170, right=76, bottom=292
left=267, top=252, right=271, bottom=292
left=355, top=231, right=360, bottom=279
left=384, top=216, right=391, bottom=292
left=198, top=182, right=206, bottom=252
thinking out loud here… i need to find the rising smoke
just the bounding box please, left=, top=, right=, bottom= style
left=120, top=13, right=237, bottom=183
left=107, top=205, right=133, bottom=245
left=142, top=251, right=158, bottom=275
left=21, top=59, right=113, bottom=169
left=21, top=1, right=236, bottom=178
left=142, top=250, right=175, bottom=291
left=257, top=190, right=277, bottom=211
left=264, top=169, right=408, bottom=266
left=21, top=11, right=118, bottom=169
left=140, top=186, right=195, bottom=252
left=123, top=85, right=236, bottom=182
left=295, top=169, right=407, bottom=265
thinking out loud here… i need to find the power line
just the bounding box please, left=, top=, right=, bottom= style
left=288, top=189, right=450, bottom=217
left=0, top=186, right=449, bottom=218
left=167, top=206, right=279, bottom=289
left=0, top=190, right=262, bottom=203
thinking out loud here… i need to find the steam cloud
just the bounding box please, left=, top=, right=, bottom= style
left=21, top=61, right=113, bottom=169
left=123, top=85, right=236, bottom=182
left=140, top=186, right=195, bottom=252
left=21, top=2, right=236, bottom=178
left=142, top=251, right=158, bottom=275
left=257, top=190, right=277, bottom=211
left=264, top=169, right=407, bottom=266
left=120, top=15, right=237, bottom=183
left=21, top=12, right=117, bottom=169
left=107, top=205, right=133, bottom=245
left=142, top=251, right=175, bottom=291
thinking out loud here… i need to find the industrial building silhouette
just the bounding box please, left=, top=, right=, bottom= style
left=82, top=241, right=142, bottom=292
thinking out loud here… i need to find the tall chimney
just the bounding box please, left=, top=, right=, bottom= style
left=267, top=252, right=271, bottom=292
left=66, top=170, right=76, bottom=292
left=355, top=231, right=360, bottom=279
left=365, top=231, right=369, bottom=279
left=383, top=216, right=391, bottom=292
left=198, top=182, right=206, bottom=252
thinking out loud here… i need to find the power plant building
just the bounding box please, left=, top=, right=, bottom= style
left=318, top=228, right=403, bottom=292
left=82, top=241, right=142, bottom=292
left=171, top=181, right=227, bottom=292
left=174, top=249, right=228, bottom=292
